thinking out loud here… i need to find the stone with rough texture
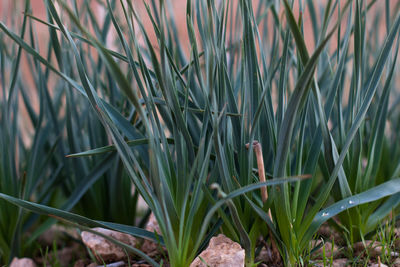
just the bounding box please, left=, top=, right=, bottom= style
left=81, top=227, right=137, bottom=262
left=10, top=257, right=37, bottom=267
left=190, top=234, right=245, bottom=267
left=145, top=213, right=161, bottom=234
left=141, top=213, right=163, bottom=257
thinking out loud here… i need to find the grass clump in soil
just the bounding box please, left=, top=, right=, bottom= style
left=1, top=0, right=400, bottom=266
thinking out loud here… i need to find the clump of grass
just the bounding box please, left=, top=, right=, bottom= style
left=0, top=1, right=147, bottom=264
left=0, top=0, right=400, bottom=267
left=0, top=1, right=66, bottom=262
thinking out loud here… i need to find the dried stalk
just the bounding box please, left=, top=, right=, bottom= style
left=245, top=141, right=268, bottom=202
left=246, top=141, right=280, bottom=262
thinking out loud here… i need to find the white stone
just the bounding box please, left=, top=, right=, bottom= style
left=81, top=227, right=136, bottom=262
left=190, top=234, right=245, bottom=267
left=145, top=213, right=160, bottom=234
left=10, top=257, right=37, bottom=267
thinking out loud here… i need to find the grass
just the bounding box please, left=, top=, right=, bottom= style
left=0, top=0, right=400, bottom=266
left=0, top=0, right=148, bottom=264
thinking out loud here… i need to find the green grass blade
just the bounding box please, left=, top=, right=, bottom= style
left=303, top=178, right=400, bottom=244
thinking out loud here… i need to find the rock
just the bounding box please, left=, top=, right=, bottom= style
left=141, top=213, right=163, bottom=257
left=310, top=240, right=338, bottom=259
left=353, top=241, right=383, bottom=258
left=81, top=227, right=137, bottom=262
left=190, top=234, right=245, bottom=267
left=145, top=213, right=161, bottom=234
left=10, top=257, right=37, bottom=267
